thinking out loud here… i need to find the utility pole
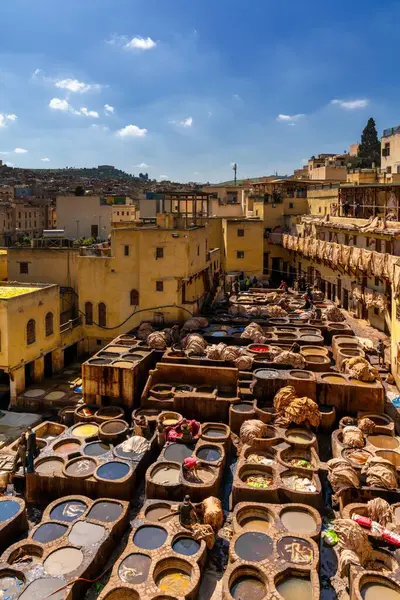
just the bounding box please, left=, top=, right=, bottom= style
left=232, top=162, right=237, bottom=185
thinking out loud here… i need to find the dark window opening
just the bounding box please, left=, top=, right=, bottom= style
left=27, top=319, right=36, bottom=345
left=85, top=302, right=93, bottom=325
left=45, top=312, right=54, bottom=336
left=98, top=302, right=107, bottom=327
left=156, top=281, right=164, bottom=292
left=19, top=262, right=29, bottom=274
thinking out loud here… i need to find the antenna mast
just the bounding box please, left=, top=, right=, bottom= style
left=232, top=162, right=237, bottom=185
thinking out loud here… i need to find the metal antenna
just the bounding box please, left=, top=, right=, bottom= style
left=232, top=162, right=237, bottom=185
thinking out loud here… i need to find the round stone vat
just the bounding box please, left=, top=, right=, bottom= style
left=159, top=411, right=182, bottom=428
left=276, top=333, right=297, bottom=340
left=342, top=448, right=373, bottom=467
left=231, top=402, right=254, bottom=413
left=151, top=384, right=174, bottom=400
left=149, top=463, right=181, bottom=486
left=0, top=570, right=25, bottom=599
left=277, top=536, right=313, bottom=563
left=19, top=577, right=66, bottom=600
left=43, top=547, right=84, bottom=576
left=134, top=525, right=168, bottom=550
left=299, top=334, right=324, bottom=343
left=320, top=373, right=347, bottom=384
left=145, top=503, right=175, bottom=523
left=99, top=419, right=129, bottom=443
left=279, top=506, right=318, bottom=535
left=289, top=370, right=314, bottom=380
left=196, top=445, right=222, bottom=463
left=247, top=344, right=271, bottom=355
left=95, top=406, right=125, bottom=423
left=285, top=428, right=315, bottom=446
left=95, top=461, right=131, bottom=481
left=154, top=557, right=195, bottom=597
left=8, top=544, right=43, bottom=567
left=112, top=360, right=137, bottom=368
left=240, top=465, right=274, bottom=489
left=376, top=450, right=400, bottom=468
left=83, top=441, right=111, bottom=457
left=71, top=423, right=99, bottom=438
left=299, top=328, right=319, bottom=335
left=280, top=447, right=316, bottom=471
left=275, top=572, right=313, bottom=600
left=300, top=346, right=329, bottom=357
left=234, top=531, right=273, bottom=561
left=201, top=423, right=229, bottom=440
left=236, top=505, right=274, bottom=533
left=50, top=500, right=87, bottom=522
left=368, top=435, right=400, bottom=450
left=87, top=358, right=113, bottom=365
left=0, top=500, right=21, bottom=522
left=103, top=590, right=139, bottom=600
left=33, top=522, right=68, bottom=543
left=172, top=535, right=201, bottom=556
left=359, top=575, right=400, bottom=600
left=164, top=443, right=194, bottom=464
left=53, top=438, right=82, bottom=456
left=183, top=464, right=217, bottom=484
left=63, top=456, right=97, bottom=479
left=281, top=470, right=317, bottom=494
left=35, top=457, right=65, bottom=476
left=175, top=384, right=195, bottom=392
left=87, top=501, right=123, bottom=523
left=68, top=521, right=105, bottom=546
left=196, top=385, right=217, bottom=394
left=362, top=414, right=392, bottom=427
left=119, top=553, right=151, bottom=584
left=305, top=356, right=331, bottom=369
left=229, top=565, right=268, bottom=600
left=44, top=390, right=67, bottom=402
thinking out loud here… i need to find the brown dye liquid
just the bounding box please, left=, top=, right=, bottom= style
left=156, top=570, right=191, bottom=595
left=286, top=432, right=312, bottom=443
left=146, top=505, right=174, bottom=522
left=361, top=582, right=400, bottom=600
left=241, top=517, right=271, bottom=533
left=152, top=466, right=181, bottom=485
left=280, top=510, right=316, bottom=534
left=368, top=435, right=399, bottom=450
left=276, top=577, right=313, bottom=600
left=350, top=379, right=374, bottom=386
left=68, top=521, right=105, bottom=546
left=163, top=419, right=179, bottom=426
left=203, top=428, right=226, bottom=438
left=193, top=467, right=215, bottom=483
left=230, top=576, right=266, bottom=600
left=344, top=450, right=370, bottom=465
left=54, top=441, right=81, bottom=455
left=376, top=451, right=400, bottom=467
left=36, top=459, right=64, bottom=475
left=322, top=375, right=345, bottom=384
left=102, top=421, right=126, bottom=434
left=119, top=554, right=151, bottom=584
left=44, top=547, right=83, bottom=575
left=66, top=459, right=96, bottom=477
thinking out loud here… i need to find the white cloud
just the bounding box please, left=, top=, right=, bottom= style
left=49, top=98, right=71, bottom=111
left=116, top=124, right=148, bottom=137
left=41, top=158, right=50, bottom=162
left=55, top=78, right=101, bottom=93
left=125, top=36, right=157, bottom=50
left=232, top=94, right=241, bottom=100
left=276, top=113, right=305, bottom=122
left=159, top=175, right=169, bottom=180
left=331, top=98, right=369, bottom=110
left=180, top=117, right=193, bottom=128
left=14, top=148, right=27, bottom=154
left=0, top=113, right=18, bottom=128
left=104, top=104, right=114, bottom=114
left=32, top=68, right=42, bottom=78
left=135, top=162, right=150, bottom=168
left=79, top=107, right=99, bottom=118
left=6, top=114, right=17, bottom=122
left=91, top=124, right=109, bottom=131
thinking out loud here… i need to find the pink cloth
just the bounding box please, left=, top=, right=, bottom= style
left=184, top=457, right=197, bottom=469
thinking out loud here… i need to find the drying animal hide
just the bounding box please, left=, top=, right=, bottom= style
left=342, top=426, right=365, bottom=449
left=119, top=436, right=150, bottom=455
left=205, top=343, right=227, bottom=360
left=367, top=498, right=393, bottom=527
left=324, top=306, right=345, bottom=322
left=192, top=523, right=215, bottom=549
left=241, top=322, right=264, bottom=340
left=327, top=458, right=359, bottom=500
left=362, top=457, right=398, bottom=490
left=221, top=346, right=243, bottom=362
left=341, top=356, right=379, bottom=382
left=357, top=418, right=376, bottom=436
left=273, top=386, right=297, bottom=412
left=334, top=518, right=372, bottom=577
left=264, top=305, right=288, bottom=318
left=273, top=351, right=305, bottom=369
left=240, top=420, right=269, bottom=445
left=137, top=322, right=153, bottom=340
left=183, top=317, right=209, bottom=330
left=235, top=355, right=254, bottom=370
left=201, top=496, right=223, bottom=532
left=284, top=397, right=321, bottom=427
left=184, top=334, right=207, bottom=356
left=147, top=331, right=168, bottom=350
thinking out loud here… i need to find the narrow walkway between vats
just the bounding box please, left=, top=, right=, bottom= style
left=341, top=310, right=391, bottom=369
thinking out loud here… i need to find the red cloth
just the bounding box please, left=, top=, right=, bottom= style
left=184, top=457, right=197, bottom=469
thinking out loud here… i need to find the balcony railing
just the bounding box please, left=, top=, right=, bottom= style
left=60, top=316, right=82, bottom=334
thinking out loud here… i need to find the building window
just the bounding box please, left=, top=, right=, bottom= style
left=85, top=302, right=93, bottom=325
left=289, top=203, right=294, bottom=209
left=237, top=251, right=245, bottom=259
left=237, top=229, right=244, bottom=237
left=98, top=302, right=107, bottom=327
left=45, top=312, right=54, bottom=336
left=197, top=245, right=200, bottom=256
left=26, top=319, right=36, bottom=345
left=375, top=277, right=380, bottom=287
left=387, top=166, right=392, bottom=174
left=19, top=262, right=29, bottom=274
left=375, top=239, right=381, bottom=252
left=156, top=247, right=164, bottom=259
left=374, top=307, right=379, bottom=316
left=130, top=289, right=139, bottom=305
left=156, top=281, right=164, bottom=292
left=124, top=245, right=129, bottom=256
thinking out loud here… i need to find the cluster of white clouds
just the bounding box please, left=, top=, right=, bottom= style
left=0, top=113, right=17, bottom=128
left=116, top=125, right=148, bottom=137
left=277, top=98, right=370, bottom=126
left=107, top=34, right=157, bottom=51
left=0, top=148, right=28, bottom=155
left=169, top=117, right=193, bottom=128
left=49, top=97, right=99, bottom=118
left=55, top=78, right=102, bottom=93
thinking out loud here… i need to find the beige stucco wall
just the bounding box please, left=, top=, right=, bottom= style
left=56, top=196, right=112, bottom=240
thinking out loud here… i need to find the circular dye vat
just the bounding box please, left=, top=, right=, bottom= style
left=196, top=446, right=222, bottom=462
left=164, top=443, right=194, bottom=463
left=72, top=424, right=99, bottom=438
left=234, top=532, right=273, bottom=561
left=68, top=521, right=105, bottom=546
left=286, top=430, right=313, bottom=444
left=230, top=576, right=266, bottom=600
left=240, top=513, right=272, bottom=533
left=368, top=435, right=399, bottom=450
left=321, top=374, right=346, bottom=384
left=151, top=465, right=181, bottom=485
left=173, top=537, right=201, bottom=556
left=277, top=536, right=313, bottom=563
left=96, top=462, right=130, bottom=481
left=184, top=466, right=216, bottom=483
left=232, top=403, right=253, bottom=412
left=202, top=427, right=226, bottom=438
left=342, top=448, right=372, bottom=466
left=280, top=509, right=316, bottom=535
left=24, top=388, right=45, bottom=398
left=0, top=574, right=24, bottom=599
left=175, top=384, right=194, bottom=392
left=33, top=523, right=67, bottom=543
left=35, top=458, right=64, bottom=475
left=113, top=361, right=135, bottom=368
left=276, top=576, right=312, bottom=600
left=87, top=501, right=123, bottom=522
left=134, top=526, right=168, bottom=550
left=100, top=420, right=128, bottom=435
left=88, top=358, right=112, bottom=365
left=44, top=547, right=83, bottom=576
left=156, top=569, right=192, bottom=596
left=146, top=505, right=174, bottom=523
left=289, top=370, right=313, bottom=379
left=163, top=418, right=179, bottom=427
left=53, top=439, right=81, bottom=455
left=83, top=441, right=111, bottom=457
left=119, top=554, right=151, bottom=584
left=211, top=331, right=228, bottom=337
left=65, top=457, right=96, bottom=478
left=254, top=369, right=280, bottom=379
left=361, top=581, right=400, bottom=600
left=44, top=391, right=66, bottom=401
left=19, top=578, right=66, bottom=600
left=0, top=500, right=20, bottom=521
left=50, top=500, right=87, bottom=522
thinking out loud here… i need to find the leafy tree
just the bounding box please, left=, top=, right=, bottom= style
left=357, top=118, right=381, bottom=168
left=75, top=185, right=85, bottom=196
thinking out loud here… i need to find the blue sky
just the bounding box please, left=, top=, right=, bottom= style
left=0, top=0, right=398, bottom=182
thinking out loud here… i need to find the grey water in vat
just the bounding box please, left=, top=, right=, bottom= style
left=234, top=532, right=273, bottom=561
left=197, top=446, right=222, bottom=462
left=87, top=501, right=123, bottom=522
left=173, top=537, right=201, bottom=556
left=134, top=526, right=168, bottom=549
left=119, top=554, right=151, bottom=584
left=33, top=522, right=68, bottom=543
left=96, top=461, right=130, bottom=480
left=83, top=441, right=111, bottom=457
left=164, top=443, right=194, bottom=463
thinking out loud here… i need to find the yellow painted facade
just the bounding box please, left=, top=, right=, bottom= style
left=221, top=218, right=263, bottom=276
